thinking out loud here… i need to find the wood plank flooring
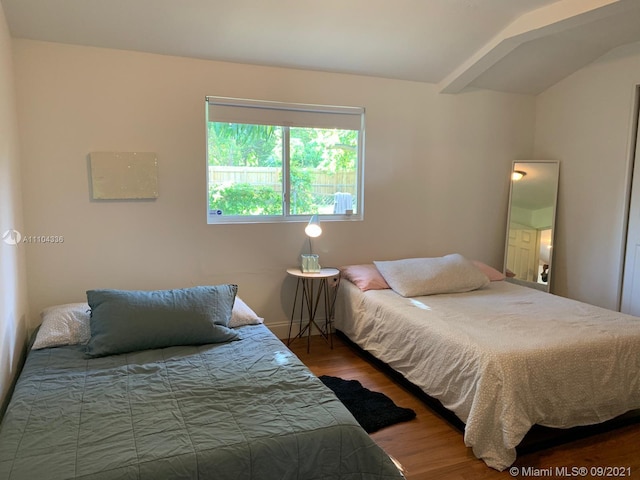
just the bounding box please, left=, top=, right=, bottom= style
left=287, top=334, right=640, bottom=480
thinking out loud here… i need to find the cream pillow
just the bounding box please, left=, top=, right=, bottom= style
left=32, top=303, right=91, bottom=350
left=229, top=297, right=264, bottom=327
left=374, top=254, right=490, bottom=297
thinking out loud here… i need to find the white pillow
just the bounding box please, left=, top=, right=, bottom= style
left=374, top=254, right=490, bottom=297
left=229, top=297, right=264, bottom=327
left=32, top=296, right=264, bottom=350
left=32, top=303, right=91, bottom=350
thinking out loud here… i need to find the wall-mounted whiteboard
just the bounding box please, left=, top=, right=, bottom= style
left=89, top=152, right=158, bottom=200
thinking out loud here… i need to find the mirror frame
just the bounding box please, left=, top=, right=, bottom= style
left=504, top=160, right=559, bottom=292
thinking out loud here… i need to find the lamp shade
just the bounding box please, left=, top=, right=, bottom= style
left=305, top=214, right=322, bottom=238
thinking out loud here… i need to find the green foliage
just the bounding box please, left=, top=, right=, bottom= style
left=207, top=121, right=358, bottom=216
left=208, top=123, right=280, bottom=167
left=209, top=183, right=282, bottom=215
left=290, top=127, right=357, bottom=172
left=290, top=165, right=315, bottom=215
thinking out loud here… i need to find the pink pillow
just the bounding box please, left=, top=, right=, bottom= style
left=472, top=260, right=505, bottom=281
left=340, top=264, right=390, bottom=291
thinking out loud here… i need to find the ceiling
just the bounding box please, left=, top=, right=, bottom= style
left=2, top=0, right=640, bottom=95
left=511, top=161, right=558, bottom=211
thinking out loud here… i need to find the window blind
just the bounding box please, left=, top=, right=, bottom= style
left=206, top=96, right=364, bottom=130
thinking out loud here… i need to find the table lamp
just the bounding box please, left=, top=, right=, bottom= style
left=302, top=214, right=322, bottom=272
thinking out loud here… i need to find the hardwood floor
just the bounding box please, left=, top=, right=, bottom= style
left=287, top=334, right=640, bottom=480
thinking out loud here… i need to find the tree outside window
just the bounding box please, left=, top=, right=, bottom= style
left=206, top=97, right=363, bottom=224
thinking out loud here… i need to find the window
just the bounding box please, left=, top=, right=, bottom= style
left=206, top=96, right=364, bottom=224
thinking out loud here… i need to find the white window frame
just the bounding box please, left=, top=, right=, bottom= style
left=206, top=96, right=365, bottom=224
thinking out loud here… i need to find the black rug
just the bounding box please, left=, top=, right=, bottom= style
left=319, top=375, right=416, bottom=433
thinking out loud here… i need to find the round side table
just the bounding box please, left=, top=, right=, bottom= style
left=286, top=267, right=340, bottom=353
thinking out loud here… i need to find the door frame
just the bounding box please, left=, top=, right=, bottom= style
left=619, top=85, right=640, bottom=312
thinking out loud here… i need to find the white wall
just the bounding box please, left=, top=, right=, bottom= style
left=0, top=4, right=28, bottom=409
left=534, top=41, right=640, bottom=310
left=13, top=40, right=536, bottom=334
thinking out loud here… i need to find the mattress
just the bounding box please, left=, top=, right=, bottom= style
left=335, top=279, right=640, bottom=470
left=0, top=324, right=403, bottom=480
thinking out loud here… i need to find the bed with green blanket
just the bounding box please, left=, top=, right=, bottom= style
left=0, top=302, right=402, bottom=479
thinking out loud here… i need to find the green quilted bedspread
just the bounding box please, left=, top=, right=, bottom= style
left=0, top=324, right=403, bottom=479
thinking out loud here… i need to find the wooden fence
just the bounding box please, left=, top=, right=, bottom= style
left=208, top=166, right=356, bottom=196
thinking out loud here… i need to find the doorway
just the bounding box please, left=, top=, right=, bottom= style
left=621, top=86, right=640, bottom=315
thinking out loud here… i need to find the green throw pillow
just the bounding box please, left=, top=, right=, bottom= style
left=86, top=285, right=239, bottom=357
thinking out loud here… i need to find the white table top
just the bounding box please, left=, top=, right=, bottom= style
left=286, top=267, right=340, bottom=278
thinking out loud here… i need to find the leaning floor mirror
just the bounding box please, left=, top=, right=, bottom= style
left=504, top=161, right=560, bottom=292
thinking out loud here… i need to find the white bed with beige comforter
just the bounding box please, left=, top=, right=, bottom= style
left=335, top=277, right=640, bottom=470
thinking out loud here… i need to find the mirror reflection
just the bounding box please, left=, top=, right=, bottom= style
left=504, top=161, right=559, bottom=292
